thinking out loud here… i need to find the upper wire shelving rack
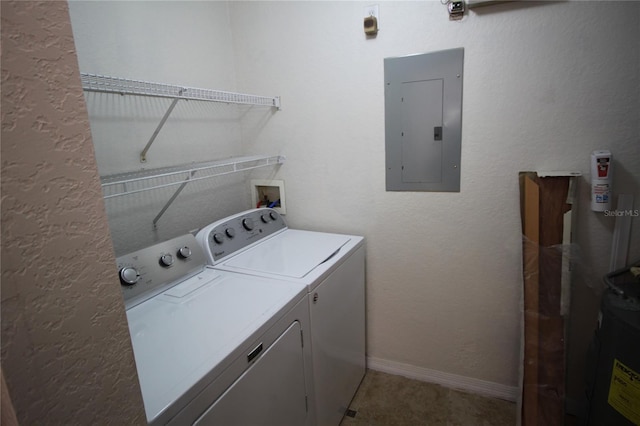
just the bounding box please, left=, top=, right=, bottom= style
left=80, top=73, right=281, bottom=162
left=81, top=73, right=281, bottom=107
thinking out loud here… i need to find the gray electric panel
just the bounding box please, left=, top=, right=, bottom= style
left=385, top=48, right=464, bottom=192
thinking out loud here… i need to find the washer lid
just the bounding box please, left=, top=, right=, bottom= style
left=223, top=230, right=351, bottom=278
left=125, top=268, right=305, bottom=423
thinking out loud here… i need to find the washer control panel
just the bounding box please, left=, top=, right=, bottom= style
left=116, top=234, right=206, bottom=309
left=202, top=208, right=286, bottom=264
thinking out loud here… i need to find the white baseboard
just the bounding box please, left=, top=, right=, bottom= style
left=367, top=356, right=519, bottom=402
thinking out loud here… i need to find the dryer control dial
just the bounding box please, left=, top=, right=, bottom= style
left=159, top=254, right=174, bottom=267
left=225, top=228, right=236, bottom=239
left=119, top=266, right=140, bottom=286
left=177, top=246, right=191, bottom=259
left=212, top=233, right=224, bottom=244
left=242, top=218, right=254, bottom=231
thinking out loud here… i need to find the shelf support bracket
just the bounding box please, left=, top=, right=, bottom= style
left=152, top=169, right=195, bottom=228
left=140, top=90, right=184, bottom=163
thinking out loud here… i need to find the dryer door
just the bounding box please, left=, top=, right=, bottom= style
left=194, top=321, right=308, bottom=426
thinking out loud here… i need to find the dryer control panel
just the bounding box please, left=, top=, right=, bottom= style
left=197, top=208, right=287, bottom=265
left=116, top=233, right=206, bottom=309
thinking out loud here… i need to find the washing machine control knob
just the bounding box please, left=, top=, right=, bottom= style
left=212, top=233, right=224, bottom=244
left=260, top=214, right=270, bottom=223
left=269, top=211, right=278, bottom=221
left=177, top=246, right=191, bottom=259
left=159, top=254, right=174, bottom=267
left=242, top=218, right=254, bottom=231
left=119, top=266, right=140, bottom=286
left=225, top=228, right=236, bottom=239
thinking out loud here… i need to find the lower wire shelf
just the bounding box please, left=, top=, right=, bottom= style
left=100, top=155, right=285, bottom=227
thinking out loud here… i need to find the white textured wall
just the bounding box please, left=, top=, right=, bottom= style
left=64, top=0, right=639, bottom=404
left=0, top=1, right=146, bottom=423
left=229, top=0, right=640, bottom=394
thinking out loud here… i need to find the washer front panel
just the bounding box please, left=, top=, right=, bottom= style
left=126, top=268, right=305, bottom=423
left=193, top=321, right=307, bottom=426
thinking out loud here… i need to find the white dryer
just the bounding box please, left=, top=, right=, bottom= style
left=116, top=233, right=315, bottom=425
left=196, top=208, right=366, bottom=426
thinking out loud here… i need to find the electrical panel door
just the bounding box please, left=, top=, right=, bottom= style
left=385, top=48, right=464, bottom=192
left=401, top=78, right=444, bottom=183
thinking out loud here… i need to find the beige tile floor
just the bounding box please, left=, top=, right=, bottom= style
left=340, top=369, right=517, bottom=426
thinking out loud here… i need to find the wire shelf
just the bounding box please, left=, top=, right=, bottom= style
left=81, top=73, right=281, bottom=109
left=82, top=74, right=285, bottom=226
left=101, top=155, right=286, bottom=199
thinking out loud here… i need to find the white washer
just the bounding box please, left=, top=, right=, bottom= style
left=196, top=208, right=366, bottom=426
left=117, top=233, right=315, bottom=425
